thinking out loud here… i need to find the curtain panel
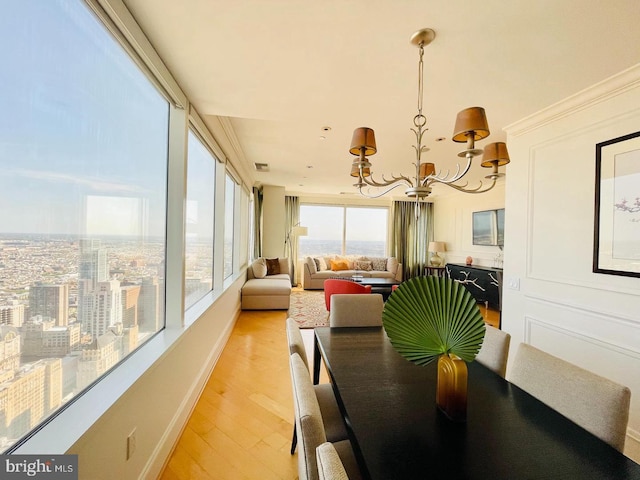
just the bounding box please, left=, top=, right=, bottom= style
left=390, top=201, right=434, bottom=279
left=285, top=195, right=300, bottom=286
left=252, top=186, right=263, bottom=259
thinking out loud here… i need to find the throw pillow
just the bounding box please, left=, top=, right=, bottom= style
left=251, top=258, right=267, bottom=278
left=355, top=260, right=373, bottom=271
left=266, top=258, right=280, bottom=275
left=371, top=257, right=387, bottom=271
left=386, top=257, right=399, bottom=275
left=330, top=259, right=349, bottom=271
left=314, top=256, right=328, bottom=271
left=306, top=257, right=317, bottom=274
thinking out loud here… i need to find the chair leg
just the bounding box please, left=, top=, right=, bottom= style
left=290, top=423, right=298, bottom=454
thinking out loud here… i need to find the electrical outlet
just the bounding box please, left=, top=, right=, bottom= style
left=127, top=428, right=137, bottom=460
left=507, top=277, right=520, bottom=290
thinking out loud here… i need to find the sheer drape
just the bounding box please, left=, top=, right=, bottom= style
left=285, top=196, right=300, bottom=286
left=390, top=201, right=434, bottom=279
left=252, top=186, right=263, bottom=259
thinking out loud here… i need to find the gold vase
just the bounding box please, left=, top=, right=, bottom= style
left=436, top=353, right=468, bottom=421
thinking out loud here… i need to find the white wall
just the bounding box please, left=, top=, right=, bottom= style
left=502, top=64, right=640, bottom=461
left=432, top=182, right=506, bottom=268
left=262, top=185, right=286, bottom=258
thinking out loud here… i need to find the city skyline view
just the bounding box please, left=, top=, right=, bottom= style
left=0, top=1, right=170, bottom=451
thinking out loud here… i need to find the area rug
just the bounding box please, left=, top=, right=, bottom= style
left=288, top=290, right=329, bottom=328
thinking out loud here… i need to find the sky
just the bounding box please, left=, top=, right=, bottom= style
left=299, top=205, right=387, bottom=242
left=0, top=0, right=168, bottom=237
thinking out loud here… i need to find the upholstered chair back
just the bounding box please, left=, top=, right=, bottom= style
left=286, top=318, right=309, bottom=370
left=316, top=442, right=349, bottom=480
left=290, top=353, right=327, bottom=480
left=475, top=325, right=511, bottom=378
left=329, top=294, right=384, bottom=327
left=509, top=343, right=631, bottom=452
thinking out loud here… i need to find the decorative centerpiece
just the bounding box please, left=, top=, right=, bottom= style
left=382, top=276, right=485, bottom=421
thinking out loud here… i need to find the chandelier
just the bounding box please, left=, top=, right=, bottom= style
left=349, top=28, right=510, bottom=199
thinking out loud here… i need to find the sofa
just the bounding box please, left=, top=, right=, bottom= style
left=302, top=255, right=402, bottom=290
left=241, top=257, right=292, bottom=310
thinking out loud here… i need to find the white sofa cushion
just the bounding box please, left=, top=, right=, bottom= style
left=314, top=257, right=328, bottom=271
left=251, top=258, right=267, bottom=278
left=386, top=257, right=399, bottom=275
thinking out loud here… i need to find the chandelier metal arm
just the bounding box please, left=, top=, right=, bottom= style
left=360, top=171, right=413, bottom=189
left=419, top=150, right=474, bottom=187
left=356, top=182, right=409, bottom=199
left=437, top=176, right=498, bottom=194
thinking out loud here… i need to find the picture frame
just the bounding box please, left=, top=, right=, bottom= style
left=593, top=130, right=640, bottom=278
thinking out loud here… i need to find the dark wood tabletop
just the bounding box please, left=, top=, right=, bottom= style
left=314, top=326, right=640, bottom=480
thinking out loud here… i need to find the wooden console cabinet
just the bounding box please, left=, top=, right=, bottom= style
left=445, top=263, right=503, bottom=311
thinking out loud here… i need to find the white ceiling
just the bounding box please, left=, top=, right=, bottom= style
left=123, top=0, right=640, bottom=199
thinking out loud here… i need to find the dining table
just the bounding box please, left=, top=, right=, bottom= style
left=313, top=326, right=640, bottom=480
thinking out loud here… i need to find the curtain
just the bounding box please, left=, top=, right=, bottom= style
left=284, top=195, right=300, bottom=286
left=390, top=200, right=434, bottom=279
left=252, top=186, right=263, bottom=259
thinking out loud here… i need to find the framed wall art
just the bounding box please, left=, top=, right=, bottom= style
left=593, top=130, right=640, bottom=277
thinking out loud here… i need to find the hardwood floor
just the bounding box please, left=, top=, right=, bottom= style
left=158, top=304, right=501, bottom=479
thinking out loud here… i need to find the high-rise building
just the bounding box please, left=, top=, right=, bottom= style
left=0, top=326, right=20, bottom=372
left=0, top=304, right=25, bottom=327
left=83, top=280, right=122, bottom=339
left=78, top=239, right=108, bottom=288
left=22, top=316, right=81, bottom=357
left=29, top=283, right=69, bottom=327
left=139, top=276, right=161, bottom=333
left=121, top=285, right=141, bottom=328
left=77, top=239, right=108, bottom=332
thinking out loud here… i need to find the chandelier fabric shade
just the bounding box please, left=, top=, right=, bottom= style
left=452, top=107, right=491, bottom=143
left=347, top=27, right=510, bottom=200
left=419, top=163, right=436, bottom=179
left=481, top=142, right=511, bottom=168
left=349, top=127, right=377, bottom=156
left=351, top=162, right=371, bottom=177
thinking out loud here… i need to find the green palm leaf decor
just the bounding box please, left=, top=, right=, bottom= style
left=383, top=276, right=486, bottom=366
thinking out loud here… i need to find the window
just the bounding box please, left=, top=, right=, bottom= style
left=299, top=205, right=388, bottom=258
left=184, top=130, right=216, bottom=309
left=223, top=174, right=236, bottom=279
left=345, top=207, right=388, bottom=256
left=0, top=0, right=168, bottom=450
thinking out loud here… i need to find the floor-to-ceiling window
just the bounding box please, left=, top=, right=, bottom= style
left=0, top=0, right=168, bottom=450
left=223, top=173, right=236, bottom=279
left=184, top=130, right=216, bottom=310
left=299, top=205, right=388, bottom=258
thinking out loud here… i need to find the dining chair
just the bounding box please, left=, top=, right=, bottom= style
left=475, top=325, right=511, bottom=377
left=508, top=342, right=631, bottom=452
left=329, top=293, right=384, bottom=327
left=286, top=320, right=348, bottom=454
left=316, top=442, right=349, bottom=480
left=324, top=279, right=371, bottom=311
left=289, top=353, right=362, bottom=480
